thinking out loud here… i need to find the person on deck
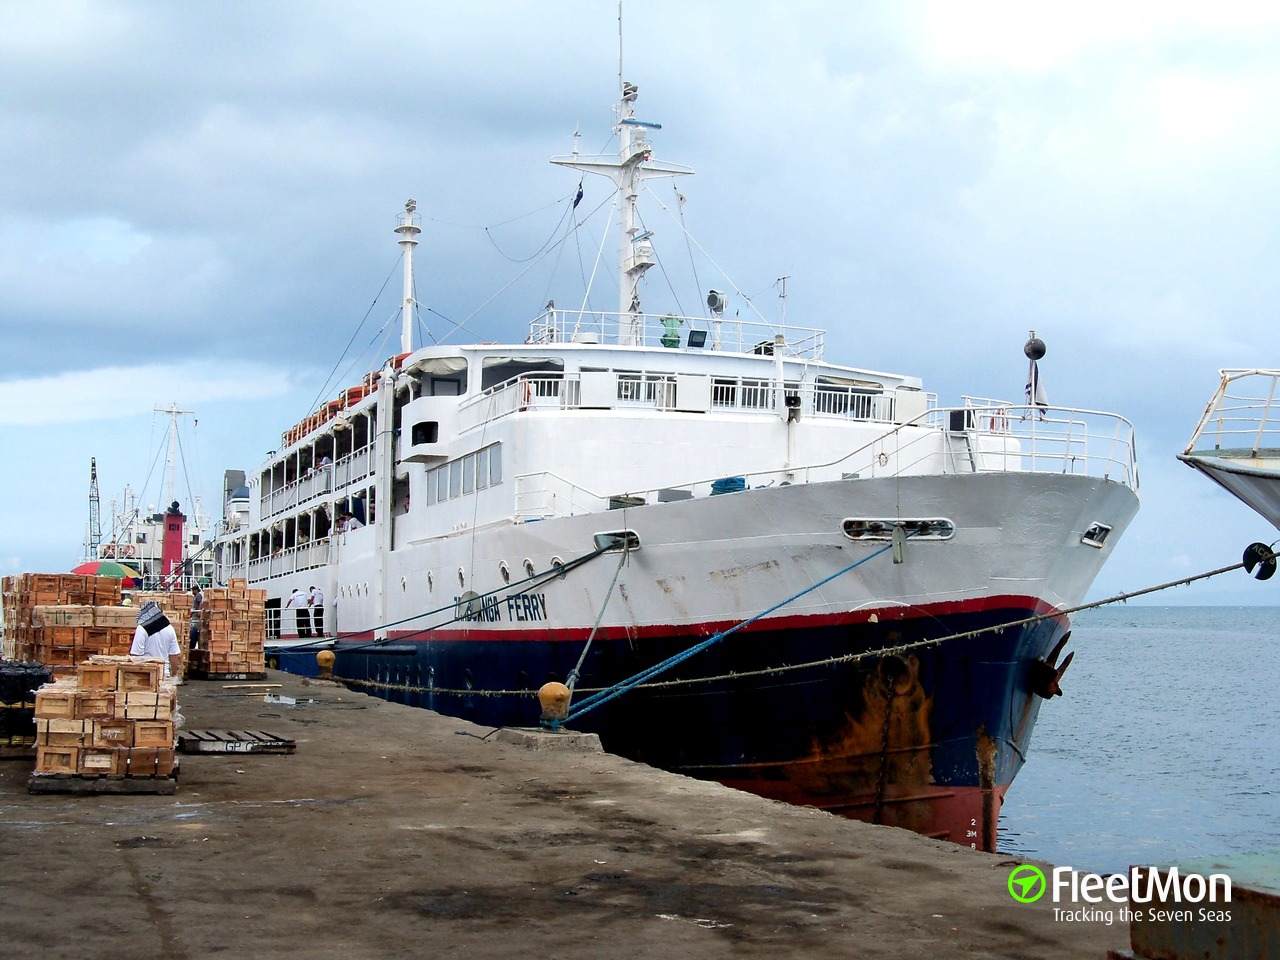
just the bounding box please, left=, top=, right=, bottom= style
left=130, top=601, right=182, bottom=680
left=308, top=585, right=325, bottom=637
left=286, top=587, right=311, bottom=638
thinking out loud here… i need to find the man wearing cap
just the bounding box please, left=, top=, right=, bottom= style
left=130, top=601, right=182, bottom=679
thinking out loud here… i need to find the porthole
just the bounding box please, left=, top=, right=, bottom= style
left=427, top=570, right=434, bottom=592
left=463, top=668, right=475, bottom=690
left=550, top=556, right=566, bottom=579
left=499, top=561, right=511, bottom=584
left=401, top=576, right=407, bottom=592
left=524, top=558, right=536, bottom=578
left=457, top=567, right=466, bottom=589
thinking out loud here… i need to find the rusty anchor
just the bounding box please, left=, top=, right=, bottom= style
left=1029, top=632, right=1074, bottom=699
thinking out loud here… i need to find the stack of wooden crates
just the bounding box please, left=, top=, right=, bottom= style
left=189, top=579, right=267, bottom=679
left=3, top=574, right=127, bottom=674
left=32, top=655, right=178, bottom=779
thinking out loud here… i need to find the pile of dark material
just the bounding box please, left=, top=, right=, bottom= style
left=0, top=660, right=52, bottom=746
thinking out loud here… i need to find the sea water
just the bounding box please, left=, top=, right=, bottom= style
left=997, top=606, right=1280, bottom=875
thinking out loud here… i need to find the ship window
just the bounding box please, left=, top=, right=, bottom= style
left=423, top=443, right=503, bottom=507
left=412, top=421, right=439, bottom=445
left=481, top=356, right=564, bottom=391
left=136, top=533, right=147, bottom=543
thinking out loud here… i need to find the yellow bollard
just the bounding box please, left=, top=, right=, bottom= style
left=316, top=649, right=336, bottom=680
left=538, top=681, right=571, bottom=722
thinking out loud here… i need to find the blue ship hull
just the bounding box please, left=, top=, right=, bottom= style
left=270, top=596, right=1064, bottom=850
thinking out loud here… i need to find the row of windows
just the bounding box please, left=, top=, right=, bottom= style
left=426, top=443, right=503, bottom=505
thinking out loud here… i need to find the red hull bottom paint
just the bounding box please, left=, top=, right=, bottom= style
left=716, top=778, right=1011, bottom=852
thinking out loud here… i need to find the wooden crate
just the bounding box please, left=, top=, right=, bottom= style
left=34, top=688, right=76, bottom=719
left=133, top=720, right=174, bottom=747
left=116, top=691, right=174, bottom=721
left=90, top=720, right=134, bottom=747
left=117, top=661, right=164, bottom=693
left=94, top=606, right=138, bottom=628
left=73, top=691, right=117, bottom=720
left=77, top=747, right=124, bottom=776
left=35, top=718, right=88, bottom=747
left=127, top=746, right=177, bottom=776
left=76, top=662, right=118, bottom=690
left=31, top=605, right=95, bottom=627
left=35, top=745, right=78, bottom=774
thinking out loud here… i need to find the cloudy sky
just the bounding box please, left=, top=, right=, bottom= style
left=3, top=1, right=1280, bottom=605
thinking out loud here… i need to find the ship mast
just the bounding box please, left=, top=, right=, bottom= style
left=394, top=199, right=420, bottom=354
left=154, top=403, right=193, bottom=509
left=551, top=82, right=692, bottom=345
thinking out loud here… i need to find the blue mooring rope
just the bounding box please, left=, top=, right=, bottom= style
left=547, top=538, right=901, bottom=729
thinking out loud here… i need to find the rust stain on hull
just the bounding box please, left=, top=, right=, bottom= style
left=728, top=645, right=942, bottom=838
left=975, top=725, right=998, bottom=853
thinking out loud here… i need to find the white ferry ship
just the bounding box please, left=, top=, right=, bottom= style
left=213, top=81, right=1140, bottom=850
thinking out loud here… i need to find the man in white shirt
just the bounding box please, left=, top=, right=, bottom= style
left=308, top=585, right=325, bottom=636
left=286, top=588, right=311, bottom=638
left=130, top=601, right=182, bottom=679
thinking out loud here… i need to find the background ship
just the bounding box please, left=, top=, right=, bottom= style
left=82, top=404, right=215, bottom=591
left=1180, top=368, right=1280, bottom=532
left=213, top=81, right=1140, bottom=851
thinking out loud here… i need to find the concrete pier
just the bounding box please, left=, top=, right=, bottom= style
left=0, top=671, right=1125, bottom=958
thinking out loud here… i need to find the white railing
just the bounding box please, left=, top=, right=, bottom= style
left=259, top=444, right=375, bottom=520
left=514, top=472, right=608, bottom=521
left=459, top=372, right=906, bottom=433
left=927, top=403, right=1139, bottom=489
left=1184, top=369, right=1280, bottom=457
left=510, top=403, right=1137, bottom=521
left=525, top=308, right=826, bottom=360
left=246, top=537, right=333, bottom=581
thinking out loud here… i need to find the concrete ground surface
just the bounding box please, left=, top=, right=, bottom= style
left=0, top=671, right=1126, bottom=959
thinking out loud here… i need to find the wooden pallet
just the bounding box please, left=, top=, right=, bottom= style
left=187, top=670, right=268, bottom=681
left=178, top=729, right=296, bottom=754
left=28, top=773, right=177, bottom=795
left=0, top=742, right=36, bottom=760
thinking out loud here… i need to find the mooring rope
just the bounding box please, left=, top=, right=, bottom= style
left=566, top=544, right=629, bottom=691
